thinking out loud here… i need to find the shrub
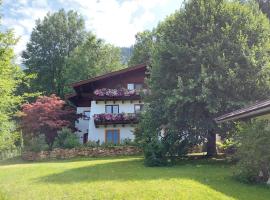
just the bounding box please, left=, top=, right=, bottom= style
left=217, top=139, right=238, bottom=155
left=53, top=128, right=80, bottom=149
left=234, top=119, right=270, bottom=184
left=23, top=134, right=49, bottom=152
left=20, top=95, right=77, bottom=149
left=121, top=138, right=137, bottom=146
left=84, top=140, right=100, bottom=148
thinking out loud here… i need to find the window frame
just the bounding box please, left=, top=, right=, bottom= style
left=105, top=105, right=119, bottom=114
left=134, top=104, right=144, bottom=114
left=105, top=129, right=120, bottom=144
left=127, top=83, right=135, bottom=90
left=83, top=111, right=90, bottom=120
left=127, top=83, right=143, bottom=90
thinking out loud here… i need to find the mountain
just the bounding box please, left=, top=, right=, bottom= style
left=120, top=47, right=133, bottom=65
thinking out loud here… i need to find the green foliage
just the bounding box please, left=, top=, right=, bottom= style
left=129, top=30, right=154, bottom=66
left=139, top=0, right=270, bottom=161
left=22, top=9, right=124, bottom=97
left=234, top=120, right=270, bottom=184
left=217, top=139, right=238, bottom=155
left=23, top=134, right=49, bottom=152
left=0, top=10, right=26, bottom=151
left=121, top=138, right=137, bottom=146
left=22, top=9, right=86, bottom=97
left=84, top=140, right=100, bottom=148
left=256, top=0, right=270, bottom=19
left=64, top=34, right=123, bottom=93
left=135, top=108, right=192, bottom=166
left=53, top=128, right=80, bottom=149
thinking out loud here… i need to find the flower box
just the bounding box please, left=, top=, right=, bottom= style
left=94, top=113, right=139, bottom=126
left=94, top=88, right=138, bottom=97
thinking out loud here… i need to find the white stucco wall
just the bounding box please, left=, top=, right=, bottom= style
left=87, top=100, right=142, bottom=143
left=76, top=107, right=90, bottom=143
left=88, top=124, right=135, bottom=143
left=90, top=100, right=142, bottom=114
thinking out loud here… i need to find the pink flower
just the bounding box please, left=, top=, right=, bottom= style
left=93, top=88, right=138, bottom=97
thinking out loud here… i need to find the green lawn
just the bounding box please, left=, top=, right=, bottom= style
left=0, top=156, right=269, bottom=200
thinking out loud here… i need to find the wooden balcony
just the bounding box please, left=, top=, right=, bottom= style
left=94, top=113, right=139, bottom=127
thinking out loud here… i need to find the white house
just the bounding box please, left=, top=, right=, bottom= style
left=67, top=64, right=147, bottom=144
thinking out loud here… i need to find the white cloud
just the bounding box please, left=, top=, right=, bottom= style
left=2, top=0, right=179, bottom=64
left=74, top=0, right=173, bottom=46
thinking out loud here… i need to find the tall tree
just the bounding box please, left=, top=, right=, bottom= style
left=139, top=0, right=270, bottom=163
left=0, top=10, right=24, bottom=150
left=22, top=9, right=86, bottom=97
left=64, top=34, right=123, bottom=93
left=128, top=30, right=154, bottom=66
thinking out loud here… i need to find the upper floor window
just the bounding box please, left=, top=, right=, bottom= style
left=105, top=105, right=119, bottom=114
left=134, top=104, right=144, bottom=114
left=83, top=111, right=90, bottom=120
left=127, top=83, right=143, bottom=90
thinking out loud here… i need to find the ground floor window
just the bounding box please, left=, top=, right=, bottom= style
left=105, top=129, right=120, bottom=144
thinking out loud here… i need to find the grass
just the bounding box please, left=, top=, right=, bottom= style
left=0, top=156, right=269, bottom=200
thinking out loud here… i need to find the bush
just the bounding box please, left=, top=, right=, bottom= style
left=84, top=140, right=100, bottom=148
left=217, top=139, right=238, bottom=155
left=23, top=134, right=49, bottom=152
left=121, top=138, right=137, bottom=146
left=234, top=119, right=270, bottom=184
left=53, top=128, right=80, bottom=149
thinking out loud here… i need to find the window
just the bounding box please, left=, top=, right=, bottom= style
left=127, top=83, right=134, bottom=90
left=105, top=105, right=119, bottom=114
left=83, top=111, right=90, bottom=120
left=105, top=129, right=120, bottom=144
left=134, top=83, right=143, bottom=90
left=134, top=104, right=144, bottom=113
left=127, top=83, right=143, bottom=90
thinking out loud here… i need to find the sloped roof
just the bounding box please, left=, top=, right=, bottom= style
left=215, top=99, right=270, bottom=123
left=70, top=63, right=147, bottom=88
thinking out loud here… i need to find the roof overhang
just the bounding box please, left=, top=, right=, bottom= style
left=70, top=63, right=147, bottom=88
left=215, top=99, right=270, bottom=123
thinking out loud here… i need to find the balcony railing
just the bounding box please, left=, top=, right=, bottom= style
left=93, top=113, right=139, bottom=126
left=93, top=88, right=149, bottom=101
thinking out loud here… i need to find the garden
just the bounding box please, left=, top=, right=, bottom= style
left=1, top=156, right=270, bottom=200
left=1, top=0, right=270, bottom=199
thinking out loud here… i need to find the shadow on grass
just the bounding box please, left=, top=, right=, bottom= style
left=36, top=157, right=270, bottom=200
left=0, top=155, right=138, bottom=166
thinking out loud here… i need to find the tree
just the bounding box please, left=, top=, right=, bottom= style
left=0, top=8, right=24, bottom=151
left=256, top=0, right=270, bottom=19
left=128, top=30, right=154, bottom=66
left=22, top=9, right=86, bottom=97
left=64, top=34, right=123, bottom=93
left=140, top=0, right=270, bottom=163
left=20, top=95, right=77, bottom=148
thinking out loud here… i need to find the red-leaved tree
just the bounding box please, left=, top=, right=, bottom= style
left=20, top=95, right=77, bottom=148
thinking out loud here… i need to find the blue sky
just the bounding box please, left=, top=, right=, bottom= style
left=2, top=0, right=183, bottom=63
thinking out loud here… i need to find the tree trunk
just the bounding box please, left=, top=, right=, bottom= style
left=206, top=130, right=217, bottom=157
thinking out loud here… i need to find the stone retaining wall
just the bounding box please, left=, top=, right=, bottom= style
left=22, top=146, right=141, bottom=161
